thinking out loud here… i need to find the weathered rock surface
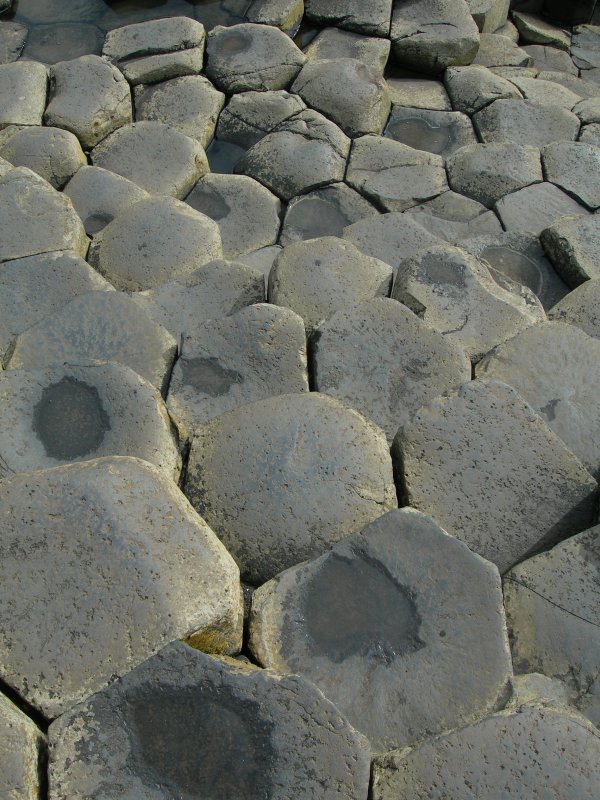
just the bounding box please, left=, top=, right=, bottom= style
left=0, top=125, right=86, bottom=189
left=467, top=0, right=509, bottom=32
left=549, top=279, right=600, bottom=340
left=495, top=181, right=588, bottom=236
left=0, top=61, right=47, bottom=127
left=304, top=27, right=391, bottom=74
left=386, top=76, right=451, bottom=110
left=246, top=0, right=305, bottom=33
left=541, top=213, right=600, bottom=286
left=507, top=75, right=582, bottom=110
left=473, top=98, right=580, bottom=146
left=384, top=106, right=477, bottom=158
left=542, top=141, right=600, bottom=210
left=405, top=191, right=503, bottom=243
left=0, top=693, right=45, bottom=800
left=571, top=24, right=600, bottom=71
left=474, top=33, right=532, bottom=68
left=216, top=89, right=305, bottom=148
left=0, top=21, right=28, bottom=64
left=24, top=22, right=103, bottom=64
left=305, top=0, right=392, bottom=37
left=444, top=64, right=522, bottom=115
left=524, top=44, right=578, bottom=74
left=512, top=11, right=570, bottom=50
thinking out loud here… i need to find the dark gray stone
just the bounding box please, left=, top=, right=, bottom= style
left=305, top=0, right=392, bottom=37
left=444, top=64, right=523, bottom=115
left=23, top=23, right=103, bottom=65
left=384, top=106, right=477, bottom=158
left=507, top=75, right=583, bottom=109
left=473, top=99, right=580, bottom=146
left=216, top=89, right=305, bottom=149
left=571, top=24, right=600, bottom=70
left=0, top=21, right=28, bottom=64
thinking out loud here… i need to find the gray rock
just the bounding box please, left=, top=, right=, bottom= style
left=538, top=70, right=600, bottom=100
left=0, top=167, right=87, bottom=263
left=206, top=23, right=305, bottom=93
left=392, top=380, right=597, bottom=573
left=239, top=245, right=281, bottom=288
left=476, top=321, right=600, bottom=477
left=14, top=0, right=109, bottom=23
left=495, top=18, right=520, bottom=42
left=467, top=0, right=510, bottom=32
left=541, top=214, right=600, bottom=286
left=246, top=0, right=305, bottom=33
left=495, top=182, right=589, bottom=236
left=523, top=43, right=579, bottom=74
left=185, top=173, right=281, bottom=258
left=250, top=508, right=512, bottom=752
left=384, top=106, right=477, bottom=158
left=305, top=0, right=392, bottom=37
left=63, top=165, right=149, bottom=236
left=103, top=17, right=206, bottom=85
left=573, top=96, right=600, bottom=125
left=372, top=706, right=600, bottom=800
left=386, top=76, right=451, bottom=110
left=134, top=75, right=224, bottom=149
left=473, top=33, right=533, bottom=68
left=91, top=121, right=208, bottom=198
left=490, top=64, right=539, bottom=79
left=542, top=141, right=600, bottom=210
left=0, top=21, right=27, bottom=64
left=472, top=98, right=580, bottom=146
left=444, top=64, right=522, bottom=115
left=269, top=236, right=393, bottom=333
left=185, top=392, right=397, bottom=584
left=304, top=27, right=390, bottom=74
left=549, top=279, right=600, bottom=340
left=571, top=24, right=600, bottom=71
left=23, top=23, right=103, bottom=65
left=168, top=303, right=308, bottom=432
left=0, top=61, right=47, bottom=127
left=0, top=693, right=45, bottom=800
left=405, top=190, right=503, bottom=243
left=88, top=195, right=222, bottom=292
left=446, top=142, right=542, bottom=208
left=392, top=244, right=544, bottom=362
left=512, top=11, right=571, bottom=50
left=216, top=89, right=305, bottom=149
left=511, top=673, right=576, bottom=712
left=7, top=291, right=177, bottom=397
left=44, top=55, right=132, bottom=149
left=48, top=641, right=371, bottom=800
left=391, top=0, right=480, bottom=75
left=0, top=458, right=242, bottom=718
left=0, top=125, right=85, bottom=189
left=506, top=75, right=583, bottom=109
left=312, top=297, right=470, bottom=441
left=579, top=122, right=600, bottom=144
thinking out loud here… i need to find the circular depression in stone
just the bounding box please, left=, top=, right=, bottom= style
left=180, top=356, right=243, bottom=397
left=217, top=29, right=253, bottom=55
left=186, top=188, right=231, bottom=221
left=32, top=376, right=110, bottom=459
left=481, top=245, right=544, bottom=297
left=386, top=117, right=453, bottom=155
left=286, top=197, right=350, bottom=239
left=206, top=139, right=247, bottom=174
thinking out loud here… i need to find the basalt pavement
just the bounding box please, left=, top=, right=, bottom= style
left=1, top=1, right=600, bottom=798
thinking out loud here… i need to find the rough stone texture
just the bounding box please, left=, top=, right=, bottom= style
left=48, top=641, right=371, bottom=800
left=0, top=21, right=28, bottom=64
left=538, top=70, right=600, bottom=100
left=391, top=0, right=480, bottom=75
left=91, top=121, right=208, bottom=198
left=476, top=321, right=600, bottom=478
left=541, top=213, right=600, bottom=286
left=268, top=236, right=393, bottom=333
left=88, top=195, right=222, bottom=292
left=0, top=458, right=242, bottom=718
left=304, top=28, right=391, bottom=74
left=0, top=693, right=45, bottom=800
left=405, top=190, right=503, bottom=243
left=392, top=244, right=544, bottom=362
left=0, top=61, right=47, bottom=127
left=384, top=106, right=477, bottom=158
left=185, top=392, right=397, bottom=584
left=216, top=89, right=306, bottom=148
left=168, top=303, right=308, bottom=432
left=239, top=245, right=281, bottom=287
left=6, top=291, right=177, bottom=397
left=23, top=23, right=103, bottom=65
left=312, top=297, right=470, bottom=441
left=205, top=23, right=305, bottom=93
left=507, top=76, right=583, bottom=110
left=386, top=77, right=451, bottom=110
left=495, top=182, right=589, bottom=236
left=0, top=125, right=86, bottom=189
left=571, top=24, right=600, bottom=71
left=549, top=279, right=600, bottom=340
left=473, top=33, right=533, bottom=68
left=579, top=122, right=600, bottom=144
left=250, top=508, right=512, bottom=752
left=512, top=11, right=570, bottom=51
left=524, top=44, right=578, bottom=74
left=185, top=173, right=281, bottom=258
left=372, top=706, right=600, bottom=799
left=392, top=380, right=597, bottom=573
left=473, top=98, right=580, bottom=146
left=444, top=64, right=522, bottom=115
left=573, top=96, right=600, bottom=125
left=0, top=363, right=183, bottom=481
left=246, top=0, right=305, bottom=33
left=305, top=0, right=392, bottom=37
left=44, top=55, right=132, bottom=149
left=446, top=142, right=542, bottom=208
left=467, top=0, right=510, bottom=32
left=542, top=141, right=600, bottom=210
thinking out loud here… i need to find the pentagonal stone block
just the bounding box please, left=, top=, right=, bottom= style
left=444, top=64, right=522, bottom=115
left=405, top=191, right=502, bottom=243
left=384, top=106, right=477, bottom=158
left=0, top=61, right=47, bottom=127
left=0, top=458, right=242, bottom=718
left=473, top=98, right=580, bottom=146
left=542, top=141, right=600, bottom=209
left=48, top=641, right=371, bottom=799
left=185, top=392, right=397, bottom=584
left=250, top=508, right=512, bottom=752
left=304, top=27, right=391, bottom=74
left=216, top=89, right=306, bottom=148
left=392, top=380, right=597, bottom=573
left=0, top=693, right=45, bottom=800
left=541, top=214, right=600, bottom=286
left=305, top=0, right=392, bottom=37
left=494, top=182, right=589, bottom=237
left=549, top=278, right=600, bottom=340
left=0, top=125, right=86, bottom=189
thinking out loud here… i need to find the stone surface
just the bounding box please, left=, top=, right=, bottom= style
left=239, top=245, right=281, bottom=287
left=392, top=380, right=597, bottom=573
left=573, top=96, right=600, bottom=125
left=250, top=508, right=512, bottom=752
left=512, top=12, right=570, bottom=51
left=538, top=70, right=600, bottom=100
left=386, top=77, right=451, bottom=110
left=444, top=64, right=522, bottom=115
left=473, top=98, right=580, bottom=146
left=168, top=303, right=308, bottom=432
left=312, top=297, right=470, bottom=441
left=305, top=0, right=392, bottom=37
left=0, top=61, right=47, bottom=127
left=405, top=191, right=502, bottom=243
left=0, top=125, right=86, bottom=189
left=541, top=212, right=600, bottom=286
left=7, top=291, right=177, bottom=397
left=185, top=392, right=397, bottom=584
left=494, top=182, right=589, bottom=236
left=88, top=195, right=222, bottom=292
left=571, top=24, right=600, bottom=71
left=268, top=236, right=393, bottom=333
left=467, top=0, right=510, bottom=32
left=384, top=106, right=477, bottom=158
left=524, top=43, right=578, bottom=74
left=0, top=21, right=27, bottom=64
left=304, top=27, right=391, bottom=75
left=507, top=75, right=583, bottom=109
left=0, top=693, right=44, bottom=800
left=23, top=23, right=103, bottom=64
left=549, top=279, right=600, bottom=340
left=91, top=121, right=208, bottom=198
left=579, top=122, right=600, bottom=144
left=216, top=89, right=305, bottom=148
left=0, top=458, right=242, bottom=718
left=542, top=141, right=600, bottom=210
left=246, top=0, right=305, bottom=33
left=473, top=33, right=532, bottom=68
left=48, top=641, right=371, bottom=800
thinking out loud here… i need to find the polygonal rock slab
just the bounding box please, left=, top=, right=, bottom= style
left=250, top=508, right=512, bottom=752
left=246, top=0, right=305, bottom=33
left=346, top=135, right=448, bottom=212
left=168, top=303, right=308, bottom=432
left=205, top=23, right=305, bottom=93
left=542, top=141, right=600, bottom=209
left=384, top=106, right=477, bottom=158
left=312, top=297, right=470, bottom=442
left=392, top=380, right=597, bottom=573
left=494, top=181, right=589, bottom=236
left=512, top=11, right=570, bottom=50
left=0, top=21, right=28, bottom=65
left=305, top=0, right=392, bottom=36
left=467, top=0, right=510, bottom=32
left=0, top=125, right=86, bottom=189
left=0, top=363, right=182, bottom=480
left=91, top=121, right=208, bottom=198
left=405, top=190, right=503, bottom=243
left=524, top=45, right=578, bottom=73
left=268, top=236, right=393, bottom=333
left=549, top=279, right=600, bottom=340
left=44, top=54, right=132, bottom=149
left=386, top=76, right=451, bottom=110
left=216, top=89, right=306, bottom=148
left=185, top=392, right=397, bottom=584
left=444, top=64, right=522, bottom=115
left=473, top=33, right=532, bottom=68
left=473, top=98, right=580, bottom=146
left=7, top=292, right=177, bottom=397
left=571, top=24, right=600, bottom=71
left=507, top=75, right=583, bottom=109
left=579, top=122, right=600, bottom=143
left=304, top=27, right=391, bottom=74
left=540, top=213, right=600, bottom=286
left=0, top=458, right=242, bottom=718
left=392, top=244, right=544, bottom=362
left=0, top=61, right=47, bottom=127
left=476, top=321, right=600, bottom=478
left=88, top=195, right=222, bottom=292
left=48, top=641, right=371, bottom=800
left=372, top=706, right=600, bottom=800
left=23, top=22, right=103, bottom=65
left=0, top=693, right=45, bottom=800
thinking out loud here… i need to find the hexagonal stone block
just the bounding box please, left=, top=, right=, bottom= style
left=6, top=291, right=177, bottom=397
left=246, top=0, right=305, bottom=33
left=0, top=363, right=182, bottom=480
left=304, top=27, right=391, bottom=74
left=216, top=89, right=306, bottom=148
left=542, top=141, right=600, bottom=209
left=405, top=190, right=502, bottom=243
left=473, top=98, right=580, bottom=146
left=305, top=0, right=392, bottom=37
left=0, top=693, right=45, bottom=800
left=269, top=236, right=393, bottom=334
left=392, top=380, right=597, bottom=573
left=549, top=279, right=600, bottom=340
left=0, top=458, right=242, bottom=718
left=250, top=508, right=512, bottom=752
left=0, top=125, right=86, bottom=189
left=205, top=23, right=305, bottom=93
left=185, top=392, right=397, bottom=584
left=494, top=182, right=589, bottom=236
left=384, top=106, right=477, bottom=158
left=372, top=706, right=600, bottom=799
left=0, top=61, right=47, bottom=127
left=312, top=297, right=470, bottom=442
left=44, top=54, right=132, bottom=149
left=168, top=303, right=308, bottom=432
left=444, top=64, right=522, bottom=115
left=473, top=33, right=532, bottom=68
left=91, top=121, right=208, bottom=198
left=48, top=641, right=371, bottom=799
left=541, top=213, right=600, bottom=286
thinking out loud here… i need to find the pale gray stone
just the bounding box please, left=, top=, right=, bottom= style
left=0, top=61, right=47, bottom=127
left=495, top=19, right=519, bottom=42
left=573, top=96, right=600, bottom=125
left=384, top=106, right=477, bottom=158
left=506, top=76, right=583, bottom=109
left=473, top=33, right=533, bottom=68
left=0, top=21, right=27, bottom=64
left=444, top=64, right=522, bottom=115
left=523, top=43, right=579, bottom=74
left=239, top=245, right=281, bottom=288
left=571, top=24, right=600, bottom=71
left=0, top=694, right=44, bottom=800
left=579, top=122, right=600, bottom=144
left=495, top=182, right=589, bottom=236
left=304, top=28, right=390, bottom=74
left=0, top=125, right=85, bottom=189
left=512, top=11, right=570, bottom=50
left=216, top=89, right=305, bottom=149
left=305, top=0, right=392, bottom=37
left=541, top=214, right=600, bottom=286
left=473, top=98, right=580, bottom=146
left=405, top=191, right=503, bottom=243
left=23, top=23, right=103, bottom=65
left=511, top=673, right=576, bottom=712
left=386, top=77, right=451, bottom=110
left=246, top=0, right=305, bottom=33
left=490, top=64, right=539, bottom=79
left=538, top=70, right=600, bottom=99
left=549, top=279, right=600, bottom=340
left=467, top=0, right=509, bottom=32
left=542, top=141, right=600, bottom=210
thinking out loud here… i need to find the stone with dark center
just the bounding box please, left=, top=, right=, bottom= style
left=0, top=125, right=86, bottom=189
left=216, top=89, right=306, bottom=149
left=185, top=392, right=396, bottom=584
left=540, top=213, right=600, bottom=286
left=250, top=508, right=512, bottom=752
left=0, top=61, right=47, bottom=127
left=393, top=380, right=597, bottom=573
left=303, top=27, right=391, bottom=74
left=384, top=106, right=477, bottom=158
left=444, top=64, right=523, bottom=115
left=472, top=98, right=580, bottom=147
left=405, top=191, right=502, bottom=243
left=0, top=693, right=45, bottom=800
left=549, top=278, right=600, bottom=340
left=542, top=141, right=600, bottom=210
left=494, top=182, right=588, bottom=237
left=0, top=458, right=242, bottom=718
left=48, top=641, right=371, bottom=799
left=305, top=0, right=392, bottom=37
